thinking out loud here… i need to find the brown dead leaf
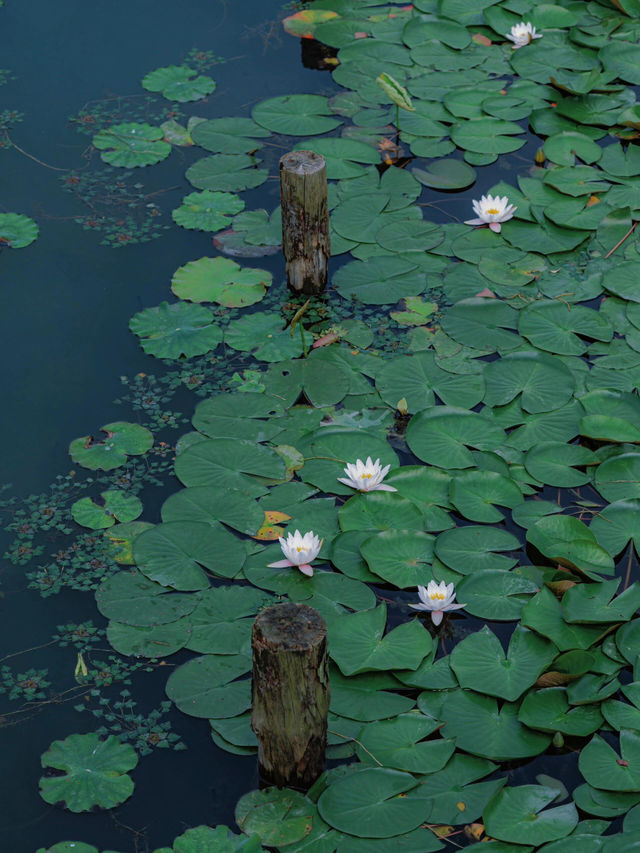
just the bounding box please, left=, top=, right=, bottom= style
left=472, top=33, right=492, bottom=45
left=535, top=671, right=579, bottom=688
left=586, top=195, right=601, bottom=207
left=548, top=580, right=576, bottom=597
left=264, top=510, right=292, bottom=523
left=252, top=523, right=285, bottom=541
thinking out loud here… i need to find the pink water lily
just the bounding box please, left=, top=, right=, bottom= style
left=268, top=529, right=323, bottom=577
left=338, top=457, right=397, bottom=492
left=465, top=194, right=517, bottom=234
left=409, top=580, right=466, bottom=626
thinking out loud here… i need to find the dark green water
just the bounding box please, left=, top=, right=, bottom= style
left=0, top=2, right=331, bottom=849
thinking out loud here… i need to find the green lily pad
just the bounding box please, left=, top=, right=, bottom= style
left=406, top=406, right=505, bottom=469
left=590, top=500, right=640, bottom=557
left=521, top=586, right=606, bottom=652
left=252, top=94, right=341, bottom=136
left=435, top=526, right=520, bottom=574
left=441, top=689, right=551, bottom=761
left=484, top=786, right=578, bottom=846
left=107, top=616, right=192, bottom=657
left=39, top=733, right=137, bottom=812
left=165, top=653, right=251, bottom=718
left=71, top=491, right=143, bottom=529
left=328, top=604, right=431, bottom=676
left=142, top=65, right=215, bottom=101
left=186, top=154, right=269, bottom=192
left=360, top=530, right=435, bottom=588
left=456, top=570, right=539, bottom=621
left=172, top=191, right=245, bottom=232
left=172, top=825, right=262, bottom=853
left=0, top=212, right=39, bottom=247
left=451, top=625, right=557, bottom=702
left=524, top=442, right=597, bottom=488
left=579, top=731, right=640, bottom=792
left=527, top=515, right=615, bottom=578
left=333, top=256, right=425, bottom=305
left=412, top=159, right=476, bottom=190
left=93, top=122, right=171, bottom=167
left=563, top=578, right=640, bottom=624
left=235, top=788, right=317, bottom=847
left=317, top=767, right=426, bottom=839
left=129, top=301, right=222, bottom=358
left=186, top=587, right=272, bottom=655
left=190, top=117, right=270, bottom=154
left=225, top=313, right=302, bottom=362
left=95, top=570, right=197, bottom=626
left=69, top=422, right=153, bottom=470
left=133, top=520, right=247, bottom=588
left=174, top=438, right=285, bottom=494
left=451, top=118, right=525, bottom=155
left=449, top=469, right=523, bottom=523
left=171, top=257, right=271, bottom=308
left=519, top=688, right=603, bottom=736
left=356, top=713, right=455, bottom=774
left=483, top=352, right=576, bottom=414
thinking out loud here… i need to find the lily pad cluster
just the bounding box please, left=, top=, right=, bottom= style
left=37, top=0, right=640, bottom=850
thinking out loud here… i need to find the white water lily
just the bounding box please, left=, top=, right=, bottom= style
left=465, top=194, right=517, bottom=234
left=268, top=529, right=323, bottom=577
left=338, top=457, right=397, bottom=492
left=506, top=21, right=542, bottom=49
left=409, top=580, right=466, bottom=626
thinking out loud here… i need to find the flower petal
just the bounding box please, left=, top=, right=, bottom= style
left=298, top=564, right=314, bottom=577
left=489, top=222, right=502, bottom=233
left=431, top=610, right=444, bottom=626
left=268, top=559, right=294, bottom=568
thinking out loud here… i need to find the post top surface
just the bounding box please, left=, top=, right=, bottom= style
left=280, top=151, right=326, bottom=175
left=254, top=603, right=326, bottom=648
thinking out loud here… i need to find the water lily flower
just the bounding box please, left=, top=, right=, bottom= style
left=268, top=529, right=323, bottom=577
left=506, top=22, right=542, bottom=49
left=465, top=194, right=517, bottom=233
left=338, top=457, right=397, bottom=492
left=409, top=580, right=466, bottom=626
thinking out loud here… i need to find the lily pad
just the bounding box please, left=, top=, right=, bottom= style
left=186, top=154, right=269, bottom=193
left=0, top=212, right=38, bottom=248
left=451, top=625, right=557, bottom=701
left=172, top=257, right=271, bottom=308
left=69, top=422, right=153, bottom=471
left=142, top=65, right=215, bottom=101
left=71, top=491, right=143, bottom=529
left=172, top=191, right=245, bottom=232
left=39, top=733, right=137, bottom=812
left=252, top=94, right=341, bottom=136
left=93, top=122, right=171, bottom=167
left=484, top=785, right=578, bottom=846
left=129, top=301, right=222, bottom=358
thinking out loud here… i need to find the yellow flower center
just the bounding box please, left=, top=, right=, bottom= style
left=486, top=208, right=500, bottom=215
left=361, top=472, right=372, bottom=479
left=296, top=546, right=307, bottom=552
left=430, top=593, right=446, bottom=601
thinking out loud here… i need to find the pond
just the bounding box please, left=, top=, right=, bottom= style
left=3, top=0, right=640, bottom=851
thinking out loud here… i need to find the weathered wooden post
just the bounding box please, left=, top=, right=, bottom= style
left=279, top=151, right=330, bottom=295
left=251, top=603, right=330, bottom=789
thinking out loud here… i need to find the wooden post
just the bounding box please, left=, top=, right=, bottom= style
left=251, top=603, right=329, bottom=789
left=279, top=151, right=330, bottom=295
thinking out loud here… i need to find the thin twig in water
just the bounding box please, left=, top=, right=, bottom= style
left=3, top=133, right=68, bottom=170
left=605, top=221, right=637, bottom=259
left=327, top=729, right=383, bottom=765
